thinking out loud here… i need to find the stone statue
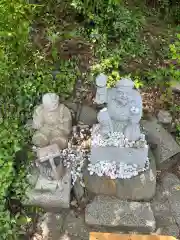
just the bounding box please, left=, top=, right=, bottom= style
left=95, top=76, right=142, bottom=141
left=97, top=108, right=113, bottom=138
left=90, top=74, right=148, bottom=169
left=32, top=93, right=72, bottom=149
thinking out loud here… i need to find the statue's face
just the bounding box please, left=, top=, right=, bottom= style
left=43, top=93, right=59, bottom=111
left=115, top=90, right=129, bottom=106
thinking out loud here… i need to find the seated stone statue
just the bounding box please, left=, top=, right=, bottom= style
left=32, top=93, right=72, bottom=149
left=90, top=75, right=148, bottom=169
left=95, top=76, right=142, bottom=141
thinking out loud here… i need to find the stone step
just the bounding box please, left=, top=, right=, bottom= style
left=85, top=196, right=156, bottom=233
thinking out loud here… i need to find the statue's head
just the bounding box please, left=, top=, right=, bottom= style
left=96, top=73, right=108, bottom=87
left=42, top=93, right=59, bottom=111
left=115, top=78, right=134, bottom=106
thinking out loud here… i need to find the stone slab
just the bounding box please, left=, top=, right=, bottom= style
left=141, top=119, right=180, bottom=169
left=90, top=146, right=148, bottom=168
left=84, top=151, right=156, bottom=201
left=79, top=105, right=97, bottom=126
left=36, top=144, right=60, bottom=161
left=26, top=168, right=71, bottom=209
left=85, top=196, right=156, bottom=232
left=161, top=173, right=180, bottom=227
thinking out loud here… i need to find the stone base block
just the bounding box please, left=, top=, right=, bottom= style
left=85, top=196, right=156, bottom=232
left=84, top=151, right=156, bottom=201
left=90, top=124, right=148, bottom=168
left=141, top=119, right=180, bottom=169
left=90, top=146, right=148, bottom=169
left=26, top=168, right=71, bottom=209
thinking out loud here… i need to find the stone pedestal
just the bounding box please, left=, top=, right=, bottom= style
left=84, top=151, right=156, bottom=201
left=90, top=125, right=148, bottom=169
left=26, top=168, right=71, bottom=209
left=25, top=144, right=71, bottom=209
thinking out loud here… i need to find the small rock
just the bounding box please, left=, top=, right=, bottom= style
left=73, top=177, right=85, bottom=203
left=63, top=210, right=89, bottom=239
left=157, top=110, right=172, bottom=124
left=71, top=199, right=78, bottom=207
left=77, top=123, right=90, bottom=129
left=85, top=196, right=156, bottom=232
left=37, top=212, right=64, bottom=240
left=141, top=119, right=180, bottom=169
left=78, top=105, right=97, bottom=126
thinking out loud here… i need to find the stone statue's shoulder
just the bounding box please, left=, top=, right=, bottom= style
left=131, top=89, right=142, bottom=105
left=107, top=88, right=116, bottom=101
left=58, top=104, right=71, bottom=120
left=34, top=104, right=44, bottom=116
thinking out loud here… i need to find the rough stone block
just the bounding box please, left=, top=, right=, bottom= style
left=161, top=173, right=180, bottom=227
left=85, top=196, right=156, bottom=232
left=141, top=119, right=180, bottom=169
left=79, top=105, right=97, bottom=125
left=26, top=168, right=71, bottom=209
left=37, top=212, right=64, bottom=239
left=63, top=210, right=89, bottom=239
left=84, top=151, right=156, bottom=201
left=151, top=178, right=180, bottom=238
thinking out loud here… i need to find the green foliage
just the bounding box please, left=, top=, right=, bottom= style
left=0, top=0, right=33, bottom=237
left=71, top=0, right=120, bottom=16
left=157, top=0, right=180, bottom=23
left=0, top=118, right=27, bottom=239
left=176, top=123, right=180, bottom=145
left=0, top=0, right=78, bottom=238
left=145, top=33, right=180, bottom=87
left=0, top=0, right=179, bottom=238
left=169, top=34, right=180, bottom=82
left=72, top=0, right=148, bottom=86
